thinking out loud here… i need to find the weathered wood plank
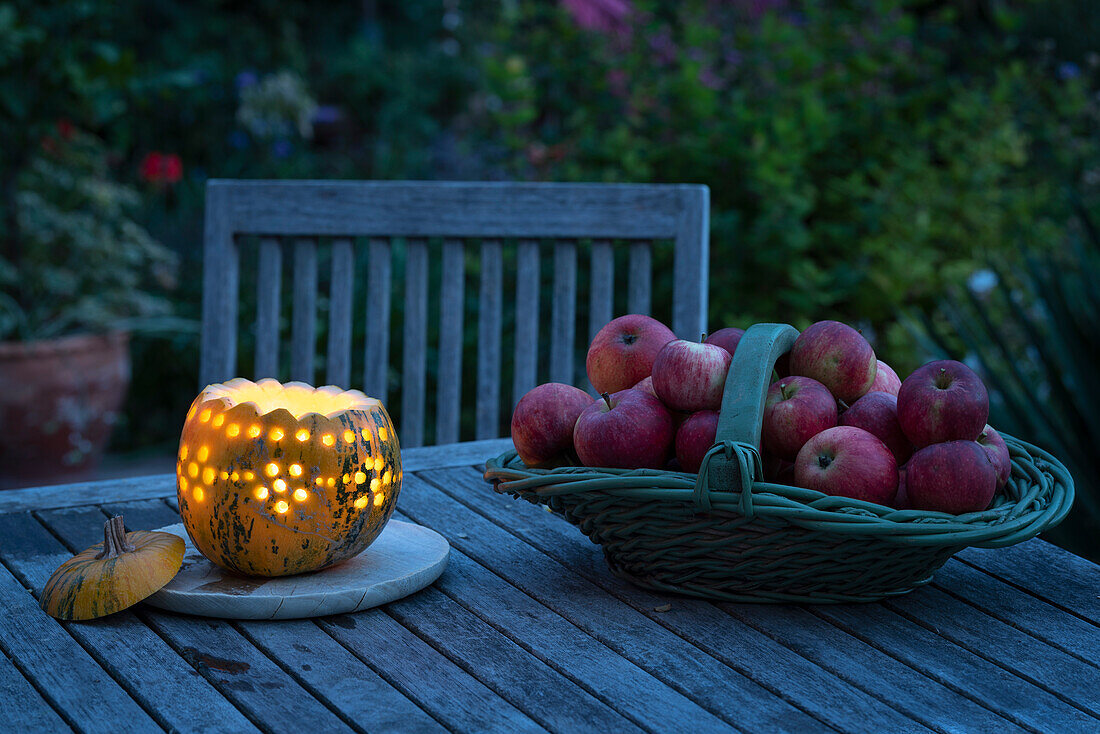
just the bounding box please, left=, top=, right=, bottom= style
left=318, top=610, right=545, bottom=734
left=815, top=603, right=1098, bottom=732
left=238, top=620, right=445, bottom=734
left=363, top=237, right=392, bottom=403
left=672, top=185, right=709, bottom=339
left=436, top=238, right=465, bottom=444
left=400, top=473, right=825, bottom=733
left=200, top=184, right=237, bottom=387
left=627, top=241, right=651, bottom=316
left=254, top=237, right=282, bottom=379
left=932, top=559, right=1100, bottom=666
left=412, top=469, right=928, bottom=734
left=476, top=239, right=503, bottom=439
left=0, top=641, right=72, bottom=732
left=549, top=241, right=577, bottom=386
left=722, top=603, right=1024, bottom=733
left=588, top=239, right=614, bottom=341
left=0, top=515, right=165, bottom=734
left=959, top=540, right=1100, bottom=626
left=326, top=237, right=355, bottom=387
left=885, top=585, right=1100, bottom=718
left=394, top=529, right=734, bottom=733
left=401, top=238, right=429, bottom=447
left=0, top=438, right=513, bottom=515
left=513, top=239, right=540, bottom=405
left=211, top=180, right=707, bottom=239
left=290, top=237, right=319, bottom=383
left=386, top=583, right=640, bottom=733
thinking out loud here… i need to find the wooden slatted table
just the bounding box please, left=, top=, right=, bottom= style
left=2, top=438, right=1098, bottom=733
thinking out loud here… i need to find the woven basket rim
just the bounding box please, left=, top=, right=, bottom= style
left=484, top=430, right=1073, bottom=550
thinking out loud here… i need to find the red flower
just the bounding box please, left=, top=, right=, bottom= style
left=140, top=152, right=183, bottom=184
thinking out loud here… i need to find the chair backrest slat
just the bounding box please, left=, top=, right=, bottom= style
left=401, top=238, right=429, bottom=447
left=202, top=181, right=709, bottom=444
left=512, top=238, right=541, bottom=408
left=628, top=240, right=652, bottom=316
left=254, top=237, right=282, bottom=379
left=435, top=238, right=465, bottom=445
left=326, top=237, right=355, bottom=387
left=588, top=239, right=614, bottom=342
left=363, top=237, right=392, bottom=404
left=549, top=240, right=578, bottom=385
left=290, top=237, right=318, bottom=383
left=476, top=239, right=503, bottom=439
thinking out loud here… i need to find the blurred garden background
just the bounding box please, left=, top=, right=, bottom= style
left=2, top=0, right=1098, bottom=559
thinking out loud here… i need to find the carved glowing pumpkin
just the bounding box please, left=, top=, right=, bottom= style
left=176, top=378, right=402, bottom=577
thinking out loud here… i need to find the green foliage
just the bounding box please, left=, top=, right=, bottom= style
left=0, top=129, right=177, bottom=341
left=466, top=0, right=1095, bottom=366
left=912, top=208, right=1100, bottom=561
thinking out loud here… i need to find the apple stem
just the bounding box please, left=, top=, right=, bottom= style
left=601, top=392, right=613, bottom=410
left=700, top=332, right=707, bottom=343
left=818, top=455, right=832, bottom=470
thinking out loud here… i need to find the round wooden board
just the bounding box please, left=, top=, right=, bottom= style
left=144, top=520, right=449, bottom=619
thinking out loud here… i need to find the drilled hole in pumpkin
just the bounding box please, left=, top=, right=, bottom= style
left=199, top=409, right=211, bottom=423
left=326, top=477, right=335, bottom=487
left=360, top=428, right=371, bottom=440
left=322, top=434, right=335, bottom=447
left=231, top=471, right=240, bottom=482
left=378, top=426, right=389, bottom=441
left=255, top=486, right=269, bottom=500
left=382, top=469, right=392, bottom=485
left=188, top=462, right=199, bottom=479
left=314, top=477, right=323, bottom=486
left=227, top=424, right=240, bottom=438
left=354, top=496, right=369, bottom=509
left=275, top=500, right=289, bottom=514
left=370, top=477, right=381, bottom=492
left=194, top=487, right=205, bottom=502
left=202, top=467, right=216, bottom=485
left=374, top=457, right=384, bottom=473
left=270, top=428, right=285, bottom=441
left=343, top=430, right=356, bottom=444
left=354, top=471, right=366, bottom=484
left=265, top=463, right=279, bottom=477
left=293, top=488, right=308, bottom=502
left=220, top=471, right=229, bottom=480
left=197, top=446, right=209, bottom=462
left=295, top=429, right=309, bottom=442
left=179, top=445, right=189, bottom=460
left=274, top=479, right=287, bottom=493
left=373, top=492, right=384, bottom=507
left=212, top=414, right=225, bottom=428
left=247, top=424, right=262, bottom=438
left=289, top=464, right=302, bottom=477
left=179, top=477, right=189, bottom=491
left=244, top=470, right=255, bottom=481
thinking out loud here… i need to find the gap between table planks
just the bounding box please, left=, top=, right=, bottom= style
left=419, top=463, right=1100, bottom=734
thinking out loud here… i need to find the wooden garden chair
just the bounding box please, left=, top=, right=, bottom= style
left=200, top=180, right=709, bottom=447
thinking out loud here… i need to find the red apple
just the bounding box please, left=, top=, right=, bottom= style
left=586, top=315, right=676, bottom=394
left=651, top=338, right=732, bottom=412
left=897, top=360, right=989, bottom=447
left=794, top=426, right=898, bottom=505
left=510, top=383, right=593, bottom=467
left=977, top=425, right=1011, bottom=488
left=789, top=320, right=877, bottom=403
left=840, top=391, right=913, bottom=465
left=633, top=375, right=658, bottom=398
left=894, top=465, right=911, bottom=510
left=675, top=410, right=720, bottom=473
left=574, top=389, right=674, bottom=469
left=906, top=440, right=997, bottom=514
left=762, top=376, right=838, bottom=461
left=704, top=327, right=744, bottom=358
left=869, top=360, right=902, bottom=396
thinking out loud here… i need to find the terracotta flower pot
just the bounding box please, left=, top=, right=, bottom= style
left=0, top=332, right=131, bottom=489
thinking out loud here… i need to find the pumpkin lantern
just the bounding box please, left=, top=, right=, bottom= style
left=176, top=378, right=402, bottom=577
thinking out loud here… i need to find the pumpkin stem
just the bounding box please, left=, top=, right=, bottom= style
left=96, top=516, right=135, bottom=559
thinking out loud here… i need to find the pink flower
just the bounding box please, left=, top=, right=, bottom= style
left=561, top=0, right=633, bottom=36
left=140, top=152, right=183, bottom=184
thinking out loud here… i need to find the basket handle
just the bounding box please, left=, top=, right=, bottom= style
left=693, top=323, right=799, bottom=514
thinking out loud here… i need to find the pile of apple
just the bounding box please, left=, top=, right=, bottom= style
left=510, top=315, right=1011, bottom=515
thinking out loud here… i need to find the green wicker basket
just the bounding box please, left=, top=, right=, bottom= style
left=484, top=323, right=1074, bottom=603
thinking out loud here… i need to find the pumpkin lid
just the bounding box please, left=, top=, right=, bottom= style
left=199, top=378, right=380, bottom=420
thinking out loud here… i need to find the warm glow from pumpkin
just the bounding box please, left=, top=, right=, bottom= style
left=378, top=426, right=388, bottom=441
left=383, top=469, right=392, bottom=485
left=178, top=378, right=401, bottom=577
